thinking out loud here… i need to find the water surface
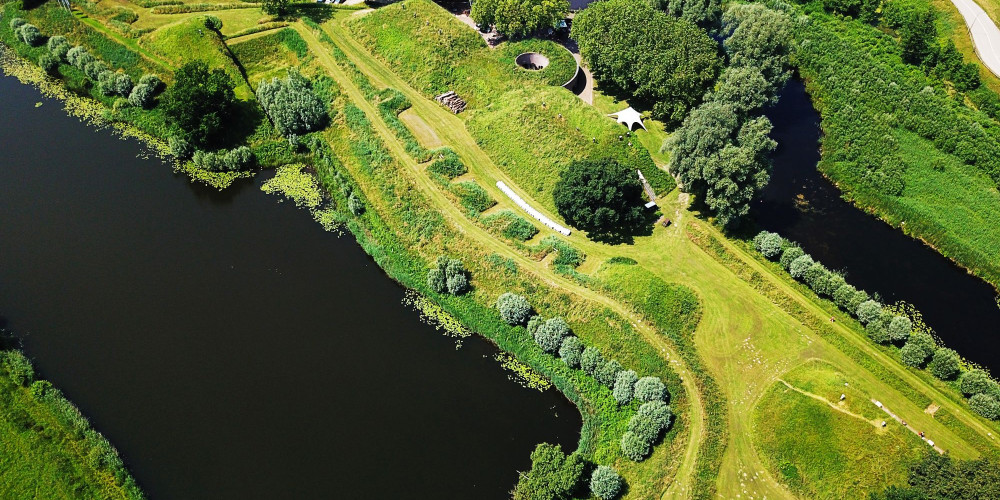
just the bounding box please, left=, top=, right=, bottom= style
left=0, top=73, right=579, bottom=499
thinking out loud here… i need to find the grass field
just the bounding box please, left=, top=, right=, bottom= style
left=229, top=27, right=309, bottom=85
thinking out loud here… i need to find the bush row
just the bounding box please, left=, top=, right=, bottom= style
left=753, top=230, right=1000, bottom=420
left=496, top=292, right=673, bottom=462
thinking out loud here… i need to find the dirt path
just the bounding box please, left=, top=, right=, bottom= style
left=873, top=399, right=947, bottom=454
left=295, top=21, right=708, bottom=498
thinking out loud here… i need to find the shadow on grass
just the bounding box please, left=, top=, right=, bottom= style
left=584, top=208, right=658, bottom=245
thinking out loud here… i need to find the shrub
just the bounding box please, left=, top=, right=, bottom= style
left=47, top=35, right=69, bottom=61
left=637, top=400, right=672, bottom=430
left=832, top=283, right=858, bottom=311
left=887, top=315, right=912, bottom=342
left=85, top=60, right=110, bottom=81
left=753, top=231, right=784, bottom=258
left=347, top=193, right=364, bottom=216
left=815, top=270, right=844, bottom=297
left=580, top=346, right=603, bottom=375
left=928, top=347, right=961, bottom=380
left=496, top=292, right=531, bottom=325
left=38, top=53, right=59, bottom=75
left=427, top=149, right=466, bottom=178
left=634, top=376, right=665, bottom=402
left=446, top=273, right=468, bottom=295
left=512, top=443, right=584, bottom=500
left=590, top=465, right=623, bottom=500
left=428, top=257, right=469, bottom=295
left=128, top=83, right=156, bottom=108
left=203, top=15, right=222, bottom=31
left=163, top=60, right=237, bottom=146
left=595, top=359, right=622, bottom=388
left=139, top=74, right=163, bottom=92
left=789, top=254, right=814, bottom=279
left=900, top=342, right=929, bottom=367
left=66, top=46, right=88, bottom=68
left=534, top=317, right=570, bottom=353
left=803, top=262, right=829, bottom=292
left=29, top=380, right=52, bottom=399
left=527, top=315, right=544, bottom=337
left=256, top=70, right=329, bottom=137
left=559, top=336, right=583, bottom=368
left=2, top=351, right=34, bottom=386
left=969, top=393, right=1000, bottom=420
left=169, top=135, right=193, bottom=159
left=17, top=23, right=43, bottom=46
left=907, top=331, right=936, bottom=357
left=847, top=289, right=870, bottom=313
left=620, top=431, right=651, bottom=461
left=112, top=72, right=134, bottom=97
left=866, top=316, right=891, bottom=344
left=961, top=369, right=993, bottom=396
left=628, top=412, right=662, bottom=443
left=9, top=17, right=26, bottom=30
left=856, top=300, right=882, bottom=324
left=97, top=70, right=116, bottom=96
left=224, top=146, right=253, bottom=171
left=779, top=245, right=804, bottom=270
left=613, top=370, right=639, bottom=405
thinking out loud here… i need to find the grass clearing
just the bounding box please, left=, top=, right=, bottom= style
left=142, top=16, right=252, bottom=98
left=230, top=27, right=308, bottom=84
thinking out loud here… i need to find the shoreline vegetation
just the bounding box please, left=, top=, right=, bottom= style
left=3, top=0, right=1000, bottom=497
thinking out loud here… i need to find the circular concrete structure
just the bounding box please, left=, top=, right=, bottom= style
left=515, top=52, right=550, bottom=71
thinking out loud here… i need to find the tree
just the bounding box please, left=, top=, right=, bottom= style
left=620, top=431, right=651, bottom=461
left=497, top=292, right=531, bottom=325
left=613, top=370, right=639, bottom=405
left=512, top=443, right=585, bottom=500
left=928, top=347, right=960, bottom=380
left=553, top=158, right=647, bottom=242
left=203, top=15, right=222, bottom=31
left=709, top=66, right=775, bottom=113
left=753, top=231, right=783, bottom=259
left=960, top=369, right=993, bottom=396
left=595, top=360, right=623, bottom=388
left=559, top=336, right=583, bottom=368
left=900, top=342, right=929, bottom=367
left=721, top=4, right=793, bottom=96
left=590, top=465, right=623, bottom=500
left=779, top=245, right=804, bottom=270
left=833, top=283, right=859, bottom=311
left=887, top=315, right=912, bottom=342
left=261, top=0, right=289, bottom=16
left=655, top=0, right=721, bottom=27
left=128, top=83, right=156, bottom=109
left=66, top=46, right=90, bottom=69
left=669, top=102, right=776, bottom=227
left=17, top=23, right=43, bottom=47
left=162, top=60, right=236, bottom=147
left=9, top=17, right=26, bottom=31
left=856, top=300, right=882, bottom=324
left=446, top=273, right=468, bottom=295
left=470, top=0, right=569, bottom=38
left=634, top=376, right=665, bottom=402
left=581, top=346, right=603, bottom=375
left=38, top=53, right=59, bottom=75
left=47, top=35, right=69, bottom=61
left=804, top=263, right=830, bottom=292
left=535, top=317, right=571, bottom=353
left=256, top=70, right=329, bottom=137
left=900, top=9, right=936, bottom=66
left=789, top=254, right=814, bottom=279
left=627, top=413, right=662, bottom=443
left=572, top=0, right=721, bottom=124
left=969, top=393, right=1000, bottom=420
left=638, top=400, right=672, bottom=430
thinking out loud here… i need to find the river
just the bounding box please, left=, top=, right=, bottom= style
left=756, top=80, right=1000, bottom=374
left=0, top=72, right=580, bottom=498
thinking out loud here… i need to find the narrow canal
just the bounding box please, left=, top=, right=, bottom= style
left=0, top=73, right=580, bottom=498
left=755, top=80, right=1000, bottom=373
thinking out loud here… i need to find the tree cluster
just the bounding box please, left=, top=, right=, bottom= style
left=256, top=70, right=330, bottom=137
left=427, top=256, right=470, bottom=295
left=470, top=0, right=569, bottom=39
left=553, top=158, right=648, bottom=242
left=668, top=4, right=792, bottom=227
left=651, top=0, right=721, bottom=28
left=512, top=443, right=584, bottom=500
left=621, top=400, right=672, bottom=461
left=190, top=146, right=255, bottom=172
left=571, top=0, right=721, bottom=125
left=871, top=453, right=1000, bottom=499
left=162, top=60, right=237, bottom=147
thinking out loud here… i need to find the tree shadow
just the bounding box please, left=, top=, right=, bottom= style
left=213, top=99, right=266, bottom=149
left=289, top=4, right=335, bottom=24
left=586, top=208, right=658, bottom=245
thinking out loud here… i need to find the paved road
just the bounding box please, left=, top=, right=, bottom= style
left=952, top=0, right=1000, bottom=77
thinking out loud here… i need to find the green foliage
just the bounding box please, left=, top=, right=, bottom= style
left=558, top=336, right=583, bottom=368
left=960, top=369, right=993, bottom=397
left=203, top=15, right=222, bottom=32
left=191, top=146, right=255, bottom=172
left=449, top=181, right=495, bottom=215
left=753, top=231, right=784, bottom=259
left=534, top=317, right=571, bottom=353
left=2, top=351, right=34, bottom=387
left=470, top=0, right=569, bottom=38
left=580, top=346, right=602, bottom=375
left=512, top=443, right=584, bottom=500
left=496, top=292, right=531, bottom=325
left=634, top=376, right=665, bottom=402
left=928, top=347, right=960, bottom=380
left=594, top=359, right=622, bottom=388
left=38, top=52, right=59, bottom=75
left=482, top=210, right=539, bottom=241
left=721, top=4, right=793, bottom=98
left=162, top=61, right=236, bottom=147
left=427, top=268, right=446, bottom=293
left=779, top=245, right=804, bottom=270
left=612, top=369, right=638, bottom=405
left=968, top=393, right=1000, bottom=420
left=637, top=400, right=672, bottom=430
left=803, top=263, right=829, bottom=292
left=899, top=8, right=935, bottom=65
left=46, top=34, right=68, bottom=60
left=856, top=300, right=882, bottom=324
left=872, top=453, right=1000, bottom=499
left=428, top=256, right=469, bottom=295
left=669, top=101, right=776, bottom=227
left=553, top=158, right=646, bottom=241
left=589, top=465, right=623, bottom=500
left=572, top=0, right=720, bottom=124
left=899, top=342, right=928, bottom=368
left=262, top=0, right=289, bottom=16
left=256, top=70, right=329, bottom=137
left=656, top=0, right=720, bottom=26
left=788, top=254, right=814, bottom=279
left=17, top=23, right=43, bottom=46
left=886, top=315, right=912, bottom=342
left=620, top=430, right=651, bottom=461
left=128, top=83, right=155, bottom=108
left=427, top=149, right=467, bottom=178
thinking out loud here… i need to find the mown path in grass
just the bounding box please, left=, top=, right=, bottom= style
left=294, top=21, right=708, bottom=499
left=301, top=11, right=1000, bottom=498
left=72, top=9, right=174, bottom=72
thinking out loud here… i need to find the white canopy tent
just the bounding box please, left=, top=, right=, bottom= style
left=608, top=107, right=646, bottom=131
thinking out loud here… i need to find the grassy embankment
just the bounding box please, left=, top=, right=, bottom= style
left=794, top=5, right=1000, bottom=290
left=314, top=2, right=1000, bottom=497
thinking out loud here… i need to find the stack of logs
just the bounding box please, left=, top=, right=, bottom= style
left=435, top=91, right=467, bottom=114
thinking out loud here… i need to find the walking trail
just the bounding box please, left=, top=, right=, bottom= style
left=951, top=0, right=1000, bottom=77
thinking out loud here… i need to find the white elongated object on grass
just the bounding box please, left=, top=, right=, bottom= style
left=496, top=181, right=571, bottom=236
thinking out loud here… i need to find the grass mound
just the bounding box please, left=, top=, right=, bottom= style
left=230, top=27, right=309, bottom=84
left=143, top=16, right=252, bottom=98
